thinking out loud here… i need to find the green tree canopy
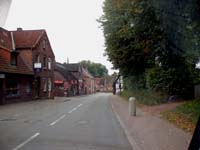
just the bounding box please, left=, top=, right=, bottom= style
left=99, top=0, right=200, bottom=98
left=79, top=60, right=108, bottom=77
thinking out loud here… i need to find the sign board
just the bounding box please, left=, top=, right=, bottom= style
left=34, top=63, right=42, bottom=69
left=54, top=80, right=64, bottom=84
left=0, top=74, right=5, bottom=79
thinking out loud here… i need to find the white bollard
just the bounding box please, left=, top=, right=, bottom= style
left=129, top=97, right=136, bottom=116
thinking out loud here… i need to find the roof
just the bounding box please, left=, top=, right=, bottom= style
left=82, top=67, right=93, bottom=78
left=13, top=29, right=44, bottom=48
left=64, top=63, right=81, bottom=72
left=0, top=27, right=12, bottom=50
left=54, top=71, right=65, bottom=81
left=55, top=62, right=78, bottom=80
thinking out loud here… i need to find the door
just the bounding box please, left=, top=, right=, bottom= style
left=0, top=79, right=4, bottom=104
left=34, top=77, right=40, bottom=98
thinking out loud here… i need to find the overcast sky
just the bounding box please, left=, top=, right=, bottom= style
left=4, top=0, right=115, bottom=75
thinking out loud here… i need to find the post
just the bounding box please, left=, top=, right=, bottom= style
left=129, top=97, right=136, bottom=116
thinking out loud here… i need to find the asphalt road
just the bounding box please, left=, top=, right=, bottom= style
left=0, top=93, right=132, bottom=150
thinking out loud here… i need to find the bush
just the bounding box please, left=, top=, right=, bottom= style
left=146, top=66, right=195, bottom=99
left=121, top=89, right=166, bottom=105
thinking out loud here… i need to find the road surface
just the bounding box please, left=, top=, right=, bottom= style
left=0, top=93, right=132, bottom=150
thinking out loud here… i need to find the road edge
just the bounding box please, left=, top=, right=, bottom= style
left=109, top=98, right=142, bottom=150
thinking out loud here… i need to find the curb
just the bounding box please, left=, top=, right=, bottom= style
left=110, top=100, right=143, bottom=150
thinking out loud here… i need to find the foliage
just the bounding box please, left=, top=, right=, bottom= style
left=162, top=98, right=200, bottom=133
left=175, top=99, right=200, bottom=123
left=146, top=66, right=196, bottom=98
left=79, top=60, right=108, bottom=77
left=162, top=111, right=196, bottom=133
left=123, top=74, right=146, bottom=90
left=99, top=0, right=164, bottom=76
left=121, top=89, right=166, bottom=105
left=99, top=0, right=200, bottom=98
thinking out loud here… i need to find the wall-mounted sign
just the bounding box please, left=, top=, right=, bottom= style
left=34, top=63, right=42, bottom=69
left=0, top=74, right=5, bottom=79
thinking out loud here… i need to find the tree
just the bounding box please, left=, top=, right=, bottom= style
left=99, top=0, right=200, bottom=98
left=79, top=60, right=108, bottom=77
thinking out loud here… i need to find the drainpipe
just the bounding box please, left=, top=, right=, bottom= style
left=10, top=32, right=15, bottom=51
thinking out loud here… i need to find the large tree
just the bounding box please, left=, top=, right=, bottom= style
left=79, top=60, right=108, bottom=77
left=99, top=0, right=200, bottom=98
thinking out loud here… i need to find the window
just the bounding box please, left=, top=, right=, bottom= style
left=43, top=78, right=47, bottom=92
left=48, top=78, right=52, bottom=92
left=48, top=58, right=52, bottom=70
left=6, top=80, right=20, bottom=97
left=36, top=55, right=40, bottom=63
left=26, top=81, right=31, bottom=95
left=11, top=53, right=17, bottom=66
left=43, top=57, right=46, bottom=68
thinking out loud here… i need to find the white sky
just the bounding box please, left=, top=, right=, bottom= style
left=4, top=0, right=116, bottom=75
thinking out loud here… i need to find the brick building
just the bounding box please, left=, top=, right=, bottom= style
left=13, top=28, right=55, bottom=99
left=82, top=68, right=95, bottom=94
left=64, top=63, right=85, bottom=95
left=0, top=28, right=34, bottom=104
left=55, top=62, right=84, bottom=97
left=0, top=27, right=55, bottom=103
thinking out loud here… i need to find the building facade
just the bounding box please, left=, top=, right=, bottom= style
left=0, top=27, right=55, bottom=104
left=0, top=27, right=34, bottom=104
left=13, top=28, right=55, bottom=99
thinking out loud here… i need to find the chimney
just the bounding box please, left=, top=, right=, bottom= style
left=17, top=27, right=23, bottom=31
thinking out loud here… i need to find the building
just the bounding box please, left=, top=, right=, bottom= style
left=0, top=27, right=55, bottom=103
left=82, top=68, right=95, bottom=94
left=13, top=28, right=55, bottom=99
left=54, top=62, right=80, bottom=97
left=95, top=77, right=104, bottom=92
left=0, top=27, right=34, bottom=104
left=64, top=63, right=96, bottom=95
left=64, top=63, right=85, bottom=95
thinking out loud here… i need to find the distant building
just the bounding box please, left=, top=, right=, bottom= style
left=82, top=68, right=95, bottom=94
left=0, top=0, right=12, bottom=26
left=54, top=62, right=79, bottom=97
left=64, top=63, right=95, bottom=95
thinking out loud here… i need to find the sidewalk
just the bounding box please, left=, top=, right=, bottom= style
left=109, top=95, right=192, bottom=150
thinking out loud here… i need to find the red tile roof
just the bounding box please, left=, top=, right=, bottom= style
left=13, top=30, right=44, bottom=48
left=0, top=27, right=12, bottom=50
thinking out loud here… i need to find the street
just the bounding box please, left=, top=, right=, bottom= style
left=0, top=93, right=132, bottom=150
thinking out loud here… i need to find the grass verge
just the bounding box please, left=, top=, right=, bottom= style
left=121, top=89, right=166, bottom=105
left=162, top=99, right=200, bottom=133
left=121, top=90, right=200, bottom=133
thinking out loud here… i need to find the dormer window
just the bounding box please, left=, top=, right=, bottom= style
left=10, top=51, right=18, bottom=66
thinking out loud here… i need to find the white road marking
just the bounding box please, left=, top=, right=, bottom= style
left=68, top=107, right=77, bottom=114
left=12, top=132, right=40, bottom=150
left=77, top=104, right=82, bottom=108
left=49, top=114, right=66, bottom=126
left=68, top=103, right=83, bottom=114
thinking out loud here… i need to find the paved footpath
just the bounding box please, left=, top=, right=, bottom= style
left=109, top=95, right=192, bottom=150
